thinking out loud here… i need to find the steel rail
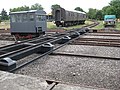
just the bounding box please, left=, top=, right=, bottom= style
left=76, top=38, right=120, bottom=42
left=51, top=53, right=120, bottom=60
left=0, top=26, right=88, bottom=59
left=10, top=32, right=81, bottom=72
left=72, top=41, right=120, bottom=47
left=0, top=21, right=99, bottom=72
left=9, top=34, right=78, bottom=73
left=0, top=36, right=65, bottom=59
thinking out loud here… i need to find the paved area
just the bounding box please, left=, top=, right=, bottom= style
left=53, top=84, right=107, bottom=90
left=0, top=71, right=48, bottom=90
left=0, top=71, right=104, bottom=90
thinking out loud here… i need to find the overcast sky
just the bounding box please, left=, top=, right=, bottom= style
left=1, top=0, right=111, bottom=13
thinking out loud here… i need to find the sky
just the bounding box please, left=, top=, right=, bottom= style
left=0, top=0, right=111, bottom=13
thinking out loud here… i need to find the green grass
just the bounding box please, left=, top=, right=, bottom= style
left=47, top=22, right=57, bottom=29
left=92, top=21, right=104, bottom=29
left=0, top=20, right=10, bottom=29
left=63, top=21, right=93, bottom=30
left=115, top=22, right=120, bottom=30
left=47, top=20, right=94, bottom=30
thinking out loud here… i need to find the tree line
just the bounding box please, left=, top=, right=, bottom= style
left=87, top=0, right=120, bottom=20
left=0, top=0, right=120, bottom=22
left=0, top=3, right=43, bottom=22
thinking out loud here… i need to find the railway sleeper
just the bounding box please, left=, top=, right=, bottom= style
left=0, top=35, right=75, bottom=71
left=70, top=32, right=80, bottom=39
left=37, top=43, right=54, bottom=53
left=0, top=43, right=54, bottom=71
left=58, top=36, right=71, bottom=44
left=0, top=57, right=16, bottom=71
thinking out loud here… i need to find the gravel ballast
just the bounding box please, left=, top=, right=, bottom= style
left=6, top=31, right=120, bottom=90
left=0, top=40, right=14, bottom=47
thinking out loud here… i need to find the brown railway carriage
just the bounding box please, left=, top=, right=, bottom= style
left=53, top=7, right=86, bottom=27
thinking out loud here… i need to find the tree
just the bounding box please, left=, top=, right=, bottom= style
left=109, top=0, right=120, bottom=18
left=87, top=8, right=103, bottom=20
left=87, top=8, right=97, bottom=19
left=1, top=9, right=8, bottom=20
left=0, top=15, right=1, bottom=22
left=10, top=3, right=43, bottom=12
left=74, top=7, right=85, bottom=12
left=102, top=6, right=110, bottom=16
left=96, top=10, right=103, bottom=20
left=101, top=0, right=120, bottom=18
left=51, top=4, right=60, bottom=10
left=31, top=3, right=43, bottom=10
left=10, top=5, right=30, bottom=12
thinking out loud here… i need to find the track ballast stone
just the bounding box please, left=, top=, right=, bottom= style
left=0, top=40, right=14, bottom=47
left=15, top=55, right=120, bottom=90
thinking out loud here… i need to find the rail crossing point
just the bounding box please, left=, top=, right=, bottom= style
left=85, top=28, right=89, bottom=32
left=75, top=31, right=80, bottom=35
left=70, top=32, right=80, bottom=38
left=40, top=43, right=54, bottom=53
left=79, top=29, right=86, bottom=34
left=59, top=36, right=71, bottom=44
left=0, top=57, right=16, bottom=71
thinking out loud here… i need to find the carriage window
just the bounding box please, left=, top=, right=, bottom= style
left=69, top=12, right=70, bottom=16
left=29, top=14, right=34, bottom=21
left=36, top=15, right=46, bottom=21
left=16, top=14, right=22, bottom=22
left=36, top=15, right=42, bottom=21
left=11, top=15, right=16, bottom=22
left=22, top=14, right=27, bottom=22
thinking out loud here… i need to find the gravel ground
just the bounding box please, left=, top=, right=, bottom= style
left=17, top=54, right=40, bottom=66
left=55, top=45, right=120, bottom=58
left=15, top=55, right=120, bottom=90
left=2, top=32, right=119, bottom=89
left=0, top=40, right=14, bottom=47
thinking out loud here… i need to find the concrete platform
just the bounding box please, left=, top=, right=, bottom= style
left=53, top=84, right=107, bottom=90
left=0, top=71, right=107, bottom=90
left=0, top=71, right=48, bottom=90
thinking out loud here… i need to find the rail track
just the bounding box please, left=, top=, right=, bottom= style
left=71, top=31, right=120, bottom=47
left=0, top=21, right=99, bottom=72
left=44, top=28, right=120, bottom=90
left=1, top=21, right=120, bottom=90
left=0, top=22, right=100, bottom=90
left=14, top=38, right=120, bottom=90
left=3, top=21, right=120, bottom=90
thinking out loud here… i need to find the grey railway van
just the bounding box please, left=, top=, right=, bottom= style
left=10, top=10, right=47, bottom=36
